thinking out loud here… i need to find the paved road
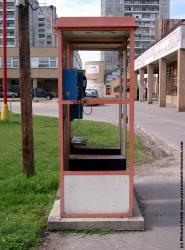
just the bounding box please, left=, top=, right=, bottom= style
left=8, top=100, right=185, bottom=150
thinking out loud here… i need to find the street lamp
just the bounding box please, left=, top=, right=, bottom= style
left=1, top=0, right=9, bottom=121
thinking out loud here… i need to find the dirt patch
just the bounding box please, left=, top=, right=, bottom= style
left=135, top=127, right=174, bottom=161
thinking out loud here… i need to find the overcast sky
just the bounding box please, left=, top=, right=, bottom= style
left=39, top=0, right=185, bottom=66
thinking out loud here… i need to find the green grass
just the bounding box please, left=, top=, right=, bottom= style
left=72, top=120, right=152, bottom=165
left=0, top=114, right=152, bottom=250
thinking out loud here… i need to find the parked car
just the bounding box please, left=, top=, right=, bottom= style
left=45, top=89, right=56, bottom=98
left=85, top=89, right=99, bottom=99
left=0, top=90, right=18, bottom=98
left=32, top=88, right=54, bottom=100
left=85, top=89, right=99, bottom=106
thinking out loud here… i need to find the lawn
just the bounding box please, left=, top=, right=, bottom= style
left=0, top=114, right=152, bottom=250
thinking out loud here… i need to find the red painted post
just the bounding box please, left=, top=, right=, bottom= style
left=67, top=43, right=71, bottom=144
left=3, top=0, right=7, bottom=105
left=58, top=31, right=65, bottom=217
left=1, top=0, right=9, bottom=120
left=129, top=28, right=135, bottom=217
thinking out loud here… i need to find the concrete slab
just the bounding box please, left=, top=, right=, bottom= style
left=47, top=196, right=144, bottom=231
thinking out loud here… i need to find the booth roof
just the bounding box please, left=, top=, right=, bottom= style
left=55, top=17, right=137, bottom=51
left=56, top=17, right=137, bottom=30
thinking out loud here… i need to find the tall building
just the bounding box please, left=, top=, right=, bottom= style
left=32, top=5, right=57, bottom=47
left=0, top=0, right=57, bottom=48
left=101, top=0, right=170, bottom=71
left=0, top=0, right=16, bottom=47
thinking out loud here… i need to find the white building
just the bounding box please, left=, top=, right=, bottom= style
left=135, top=22, right=185, bottom=112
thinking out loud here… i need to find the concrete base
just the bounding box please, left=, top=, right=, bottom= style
left=47, top=196, right=144, bottom=231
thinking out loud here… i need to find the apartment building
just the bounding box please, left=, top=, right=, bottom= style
left=101, top=0, right=170, bottom=70
left=31, top=5, right=57, bottom=47
left=0, top=0, right=16, bottom=47
left=0, top=1, right=64, bottom=95
left=0, top=0, right=57, bottom=47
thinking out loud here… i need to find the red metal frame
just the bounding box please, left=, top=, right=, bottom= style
left=58, top=31, right=65, bottom=216
left=57, top=17, right=136, bottom=219
left=64, top=171, right=129, bottom=175
left=61, top=99, right=129, bottom=105
left=68, top=40, right=128, bottom=45
left=61, top=212, right=131, bottom=219
left=57, top=17, right=136, bottom=30
left=3, top=0, right=7, bottom=105
left=67, top=43, right=71, bottom=144
left=128, top=29, right=135, bottom=217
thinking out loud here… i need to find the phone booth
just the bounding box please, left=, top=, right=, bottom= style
left=49, top=17, right=143, bottom=230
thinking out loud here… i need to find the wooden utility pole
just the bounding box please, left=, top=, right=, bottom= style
left=17, top=1, right=35, bottom=177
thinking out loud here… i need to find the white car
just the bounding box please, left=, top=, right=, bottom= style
left=7, top=90, right=18, bottom=98
left=0, top=90, right=18, bottom=98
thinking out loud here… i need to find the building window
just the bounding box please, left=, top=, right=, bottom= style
left=142, top=14, right=150, bottom=18
left=4, top=2, right=15, bottom=9
left=47, top=41, right=52, bottom=45
left=39, top=41, right=45, bottom=46
left=38, top=18, right=45, bottom=22
left=7, top=31, right=14, bottom=37
left=133, top=7, right=142, bottom=11
left=106, top=0, right=113, bottom=4
left=106, top=6, right=113, bottom=14
left=7, top=20, right=14, bottom=28
left=46, top=23, right=51, bottom=29
left=125, top=7, right=132, bottom=11
left=12, top=57, right=19, bottom=68
left=39, top=57, right=49, bottom=68
left=50, top=57, right=57, bottom=68
left=0, top=57, right=58, bottom=69
left=38, top=23, right=45, bottom=27
left=7, top=11, right=14, bottom=18
left=46, top=28, right=52, bottom=33
left=7, top=39, right=14, bottom=46
left=115, top=6, right=122, bottom=12
left=39, top=28, right=45, bottom=33
left=39, top=34, right=45, bottom=39
left=6, top=57, right=11, bottom=67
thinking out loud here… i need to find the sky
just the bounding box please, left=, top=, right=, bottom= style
left=39, top=0, right=185, bottom=66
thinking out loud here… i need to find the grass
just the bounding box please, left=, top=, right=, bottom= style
left=0, top=114, right=152, bottom=250
left=72, top=120, right=152, bottom=165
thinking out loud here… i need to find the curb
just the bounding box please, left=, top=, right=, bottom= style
left=135, top=125, right=177, bottom=157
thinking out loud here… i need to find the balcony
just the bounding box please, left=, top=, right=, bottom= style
left=125, top=1, right=159, bottom=5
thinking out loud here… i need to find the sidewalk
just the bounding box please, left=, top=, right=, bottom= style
left=34, top=129, right=181, bottom=250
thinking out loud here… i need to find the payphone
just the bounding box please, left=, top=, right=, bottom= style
left=63, top=69, right=86, bottom=120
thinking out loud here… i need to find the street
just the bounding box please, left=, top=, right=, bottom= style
left=8, top=100, right=185, bottom=150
